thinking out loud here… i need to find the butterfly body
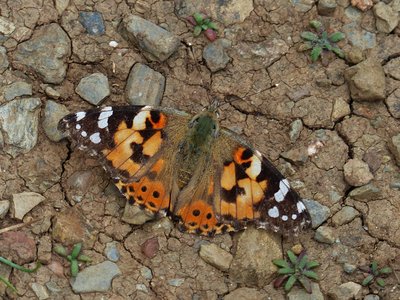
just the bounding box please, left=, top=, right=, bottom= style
left=59, top=105, right=311, bottom=236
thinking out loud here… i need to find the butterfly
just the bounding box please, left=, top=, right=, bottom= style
left=58, top=103, right=311, bottom=236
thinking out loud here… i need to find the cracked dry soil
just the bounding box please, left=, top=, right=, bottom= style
left=0, top=0, right=400, bottom=299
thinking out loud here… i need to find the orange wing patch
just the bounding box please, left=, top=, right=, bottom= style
left=116, top=158, right=170, bottom=214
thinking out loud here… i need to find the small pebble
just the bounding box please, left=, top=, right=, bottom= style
left=314, top=226, right=336, bottom=244
left=343, top=263, right=357, bottom=274
left=140, top=266, right=153, bottom=280
left=168, top=278, right=185, bottom=287
left=75, top=73, right=110, bottom=105
left=141, top=237, right=159, bottom=259
left=104, top=242, right=120, bottom=262
left=78, top=11, right=105, bottom=35
left=109, top=41, right=118, bottom=48
left=332, top=206, right=359, bottom=226
left=302, top=199, right=331, bottom=228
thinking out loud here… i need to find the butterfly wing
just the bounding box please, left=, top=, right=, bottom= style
left=171, top=127, right=311, bottom=236
left=58, top=105, right=191, bottom=216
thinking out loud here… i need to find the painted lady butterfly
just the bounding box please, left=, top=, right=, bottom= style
left=58, top=104, right=311, bottom=236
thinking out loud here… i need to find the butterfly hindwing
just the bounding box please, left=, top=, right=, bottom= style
left=214, top=130, right=311, bottom=234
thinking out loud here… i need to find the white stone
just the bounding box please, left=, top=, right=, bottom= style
left=12, top=192, right=46, bottom=220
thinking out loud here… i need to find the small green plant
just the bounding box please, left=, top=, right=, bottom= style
left=272, top=250, right=319, bottom=293
left=300, top=20, right=345, bottom=62
left=360, top=261, right=392, bottom=288
left=54, top=243, right=91, bottom=277
left=0, top=256, right=41, bottom=292
left=186, top=12, right=218, bottom=41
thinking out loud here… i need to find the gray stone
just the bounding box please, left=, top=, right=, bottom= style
left=71, top=261, right=121, bottom=293
left=344, top=59, right=385, bottom=102
left=302, top=199, right=331, bottom=228
left=45, top=281, right=62, bottom=293
left=203, top=39, right=231, bottom=72
left=343, top=159, right=374, bottom=186
left=364, top=295, right=380, bottom=300
left=287, top=282, right=324, bottom=300
left=373, top=2, right=399, bottom=33
left=0, top=46, right=9, bottom=73
left=0, top=16, right=16, bottom=35
left=55, top=0, right=69, bottom=14
left=44, top=86, right=61, bottom=99
left=390, top=180, right=400, bottom=189
left=31, top=283, right=49, bottom=300
left=349, top=183, right=381, bottom=201
left=331, top=98, right=350, bottom=121
left=224, top=287, right=268, bottom=300
left=328, top=282, right=362, bottom=300
left=11, top=192, right=46, bottom=220
left=175, top=0, right=253, bottom=26
left=42, top=100, right=70, bottom=142
left=199, top=243, right=233, bottom=271
left=0, top=98, right=41, bottom=157
left=14, top=23, right=71, bottom=84
left=388, top=134, right=400, bottom=166
left=342, top=23, right=376, bottom=50
left=120, top=15, right=180, bottom=62
left=281, top=147, right=309, bottom=166
left=78, top=12, right=105, bottom=36
left=168, top=278, right=185, bottom=287
left=386, top=88, right=400, bottom=118
left=291, top=0, right=315, bottom=12
left=126, top=63, right=165, bottom=106
left=229, top=227, right=281, bottom=288
left=345, top=46, right=364, bottom=65
left=343, top=263, right=357, bottom=274
left=289, top=119, right=303, bottom=142
left=0, top=200, right=10, bottom=218
left=104, top=242, right=120, bottom=262
left=76, top=73, right=110, bottom=105
left=384, top=57, right=400, bottom=80
left=314, top=226, right=336, bottom=244
left=317, top=0, right=337, bottom=15
left=232, top=39, right=289, bottom=72
left=122, top=204, right=154, bottom=225
left=332, top=206, right=359, bottom=226
left=4, top=82, right=32, bottom=101
left=140, top=266, right=153, bottom=280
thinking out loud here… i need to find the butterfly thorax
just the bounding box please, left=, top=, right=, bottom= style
left=175, top=111, right=219, bottom=189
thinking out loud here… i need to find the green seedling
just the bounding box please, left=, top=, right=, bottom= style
left=360, top=261, right=392, bottom=288
left=54, top=243, right=91, bottom=277
left=187, top=12, right=218, bottom=41
left=0, top=256, right=41, bottom=292
left=300, top=20, right=345, bottom=62
left=272, top=250, right=319, bottom=293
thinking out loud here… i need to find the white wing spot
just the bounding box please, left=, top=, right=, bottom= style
left=297, top=201, right=306, bottom=213
left=89, top=132, right=101, bottom=144
left=282, top=215, right=288, bottom=221
left=246, top=156, right=261, bottom=179
left=75, top=124, right=81, bottom=130
left=81, top=131, right=87, bottom=137
left=292, top=214, right=298, bottom=220
left=274, top=179, right=290, bottom=202
left=76, top=111, right=86, bottom=121
left=133, top=111, right=149, bottom=130
left=268, top=206, right=280, bottom=218
left=98, top=118, right=108, bottom=129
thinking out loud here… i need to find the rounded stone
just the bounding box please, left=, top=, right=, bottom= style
left=343, top=159, right=374, bottom=186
